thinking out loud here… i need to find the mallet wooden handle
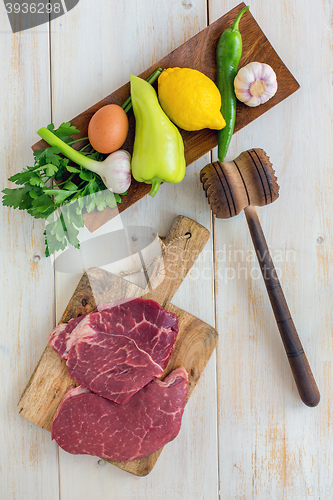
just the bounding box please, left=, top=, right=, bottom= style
left=244, top=206, right=320, bottom=407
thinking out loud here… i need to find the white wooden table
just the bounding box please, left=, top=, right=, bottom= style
left=1, top=1, right=332, bottom=499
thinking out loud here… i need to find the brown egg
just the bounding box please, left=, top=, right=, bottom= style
left=88, top=104, right=129, bottom=154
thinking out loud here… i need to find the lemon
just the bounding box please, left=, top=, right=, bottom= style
left=158, top=67, right=226, bottom=131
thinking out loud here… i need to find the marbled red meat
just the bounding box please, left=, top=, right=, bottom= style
left=48, top=298, right=179, bottom=404
left=51, top=367, right=188, bottom=461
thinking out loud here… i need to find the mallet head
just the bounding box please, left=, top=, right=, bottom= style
left=200, top=149, right=280, bottom=218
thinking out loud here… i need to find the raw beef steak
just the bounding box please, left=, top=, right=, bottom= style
left=66, top=332, right=164, bottom=403
left=48, top=298, right=179, bottom=404
left=51, top=367, right=188, bottom=461
left=66, top=298, right=179, bottom=368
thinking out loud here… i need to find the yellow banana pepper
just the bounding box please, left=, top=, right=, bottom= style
left=130, top=74, right=186, bottom=197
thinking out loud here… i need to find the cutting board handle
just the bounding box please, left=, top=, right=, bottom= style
left=142, top=215, right=210, bottom=306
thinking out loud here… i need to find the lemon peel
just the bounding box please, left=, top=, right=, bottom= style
left=158, top=67, right=226, bottom=131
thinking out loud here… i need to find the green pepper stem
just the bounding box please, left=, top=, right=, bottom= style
left=231, top=5, right=249, bottom=32
left=148, top=178, right=162, bottom=197
left=123, top=68, right=163, bottom=114
left=37, top=127, right=101, bottom=174
left=147, top=68, right=163, bottom=85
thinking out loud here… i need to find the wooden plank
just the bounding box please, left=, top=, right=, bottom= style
left=31, top=2, right=299, bottom=234
left=0, top=13, right=59, bottom=500
left=209, top=0, right=333, bottom=498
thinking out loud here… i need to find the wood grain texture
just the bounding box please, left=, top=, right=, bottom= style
left=31, top=2, right=299, bottom=233
left=0, top=11, right=59, bottom=500
left=18, top=216, right=217, bottom=476
left=141, top=215, right=210, bottom=306
left=200, top=148, right=280, bottom=218
left=210, top=0, right=333, bottom=498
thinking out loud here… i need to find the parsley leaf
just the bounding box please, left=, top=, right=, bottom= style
left=79, top=170, right=94, bottom=182
left=44, top=164, right=58, bottom=177
left=2, top=187, right=29, bottom=209
left=29, top=174, right=45, bottom=187
left=30, top=194, right=55, bottom=213
left=65, top=165, right=81, bottom=174
left=8, top=169, right=35, bottom=185
left=48, top=122, right=81, bottom=144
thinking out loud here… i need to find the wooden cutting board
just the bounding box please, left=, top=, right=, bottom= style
left=18, top=216, right=218, bottom=476
left=32, top=2, right=299, bottom=232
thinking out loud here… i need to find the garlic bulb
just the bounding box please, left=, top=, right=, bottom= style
left=99, top=150, right=132, bottom=193
left=234, top=62, right=278, bottom=107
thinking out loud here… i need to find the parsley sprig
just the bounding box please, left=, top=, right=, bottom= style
left=2, top=122, right=124, bottom=257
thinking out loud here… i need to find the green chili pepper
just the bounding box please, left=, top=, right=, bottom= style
left=216, top=5, right=249, bottom=162
left=130, top=74, right=186, bottom=197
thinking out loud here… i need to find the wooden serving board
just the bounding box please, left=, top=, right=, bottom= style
left=32, top=2, right=300, bottom=233
left=18, top=216, right=218, bottom=476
